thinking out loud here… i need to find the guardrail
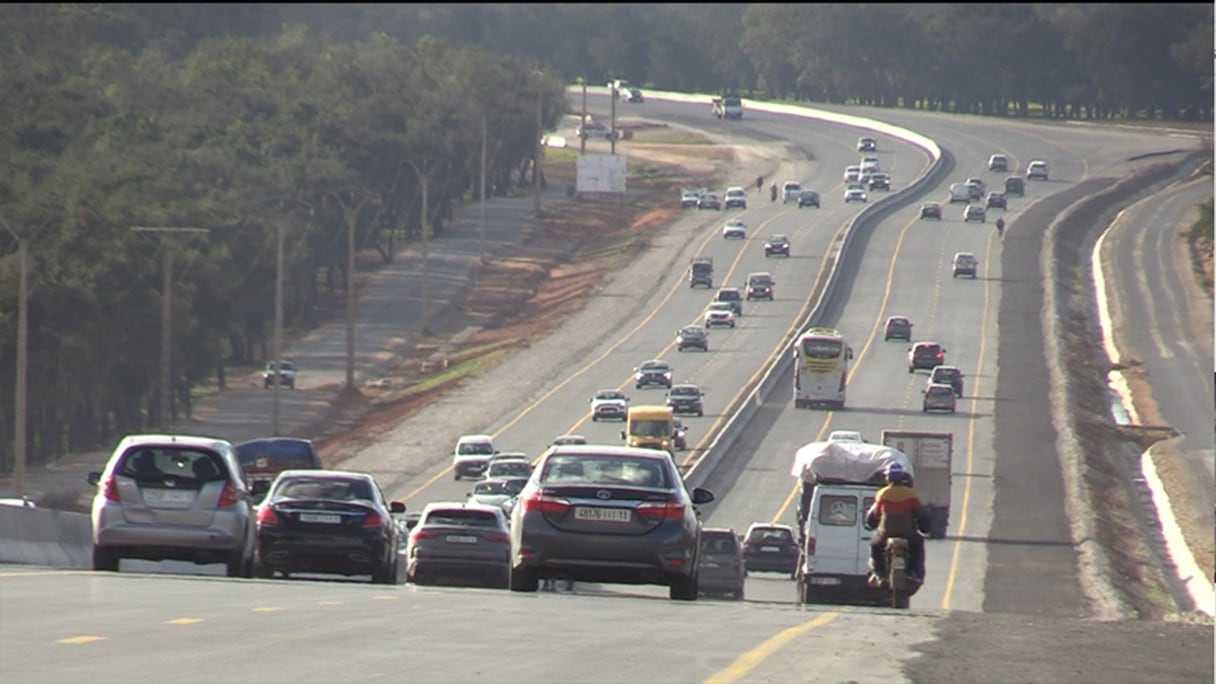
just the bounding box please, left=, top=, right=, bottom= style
left=678, top=95, right=948, bottom=488
left=0, top=504, right=92, bottom=569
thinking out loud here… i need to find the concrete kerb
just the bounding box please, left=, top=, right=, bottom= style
left=684, top=100, right=945, bottom=489
left=0, top=505, right=91, bottom=569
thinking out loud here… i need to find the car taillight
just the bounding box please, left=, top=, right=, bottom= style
left=521, top=491, right=570, bottom=515
left=481, top=531, right=510, bottom=544
left=637, top=500, right=685, bottom=520
left=218, top=481, right=239, bottom=507
left=257, top=506, right=279, bottom=525
left=410, top=528, right=440, bottom=542
left=936, top=352, right=943, bottom=359
left=805, top=537, right=816, bottom=555
left=102, top=475, right=120, bottom=502
left=362, top=511, right=382, bottom=528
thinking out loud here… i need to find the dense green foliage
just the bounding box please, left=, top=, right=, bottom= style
left=0, top=4, right=1211, bottom=470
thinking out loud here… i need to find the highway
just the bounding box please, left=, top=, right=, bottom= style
left=1, top=92, right=1211, bottom=684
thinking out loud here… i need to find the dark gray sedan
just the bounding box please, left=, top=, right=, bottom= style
left=406, top=502, right=512, bottom=588
left=509, top=445, right=715, bottom=600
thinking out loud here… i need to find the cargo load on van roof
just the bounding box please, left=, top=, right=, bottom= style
left=790, top=441, right=912, bottom=485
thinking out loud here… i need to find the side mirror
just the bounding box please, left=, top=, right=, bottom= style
left=389, top=501, right=406, bottom=514
left=86, top=471, right=101, bottom=486
left=690, top=487, right=715, bottom=505
left=251, top=480, right=271, bottom=497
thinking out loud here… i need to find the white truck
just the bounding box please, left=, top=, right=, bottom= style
left=879, top=429, right=954, bottom=539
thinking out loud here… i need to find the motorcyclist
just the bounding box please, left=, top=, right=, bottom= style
left=864, top=462, right=930, bottom=584
left=770, top=182, right=778, bottom=202
left=995, top=216, right=1006, bottom=236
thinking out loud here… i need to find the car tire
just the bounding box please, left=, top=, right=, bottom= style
left=510, top=566, right=539, bottom=592
left=908, top=366, right=914, bottom=373
left=454, top=472, right=461, bottom=481
left=669, top=571, right=699, bottom=601
left=253, top=553, right=274, bottom=579
left=92, top=545, right=120, bottom=572
left=226, top=550, right=250, bottom=578
left=697, top=410, right=703, bottom=417
left=798, top=579, right=816, bottom=605
left=592, top=415, right=598, bottom=422
left=373, top=556, right=397, bottom=585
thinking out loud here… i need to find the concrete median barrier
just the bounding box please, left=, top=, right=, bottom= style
left=0, top=505, right=92, bottom=569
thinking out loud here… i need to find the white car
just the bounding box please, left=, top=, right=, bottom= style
left=590, top=389, right=629, bottom=422
left=1026, top=160, right=1049, bottom=180
left=722, top=219, right=747, bottom=239
left=781, top=181, right=802, bottom=203
left=843, top=187, right=867, bottom=203
left=860, top=156, right=880, bottom=174
left=704, top=302, right=737, bottom=329
left=988, top=154, right=1009, bottom=172
left=843, top=165, right=861, bottom=183
left=723, top=186, right=748, bottom=209
left=963, top=204, right=987, bottom=222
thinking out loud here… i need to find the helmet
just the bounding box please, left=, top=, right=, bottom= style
left=884, top=462, right=912, bottom=486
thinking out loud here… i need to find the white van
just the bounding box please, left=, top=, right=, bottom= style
left=795, top=482, right=890, bottom=606
left=948, top=183, right=972, bottom=204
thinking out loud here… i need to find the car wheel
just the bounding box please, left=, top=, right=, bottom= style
left=592, top=415, right=598, bottom=422
left=454, top=472, right=461, bottom=481
left=908, top=366, right=914, bottom=373
left=735, top=585, right=746, bottom=601
left=373, top=555, right=397, bottom=585
left=92, top=545, right=120, bottom=572
left=697, top=410, right=703, bottom=417
left=226, top=550, right=250, bottom=578
left=253, top=552, right=274, bottom=579
left=669, top=571, right=699, bottom=601
left=798, top=579, right=816, bottom=605
left=510, top=566, right=539, bottom=592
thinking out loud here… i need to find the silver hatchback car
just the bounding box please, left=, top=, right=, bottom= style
left=87, top=434, right=256, bottom=576
left=509, top=445, right=715, bottom=600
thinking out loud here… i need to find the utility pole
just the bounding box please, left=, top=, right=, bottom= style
left=0, top=212, right=51, bottom=497
left=130, top=227, right=208, bottom=429
left=272, top=215, right=285, bottom=435
left=580, top=77, right=587, bottom=156
left=406, top=160, right=444, bottom=336
left=534, top=70, right=544, bottom=216
left=480, top=115, right=487, bottom=265
left=610, top=81, right=618, bottom=156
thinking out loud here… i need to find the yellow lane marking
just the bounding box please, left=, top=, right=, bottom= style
left=373, top=595, right=398, bottom=600
left=939, top=228, right=996, bottom=610
left=317, top=600, right=342, bottom=606
left=703, top=612, right=840, bottom=684
left=165, top=618, right=204, bottom=625
left=252, top=606, right=281, bottom=612
left=56, top=636, right=106, bottom=644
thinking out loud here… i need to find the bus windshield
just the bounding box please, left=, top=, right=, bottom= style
left=630, top=419, right=672, bottom=437
left=801, top=339, right=843, bottom=359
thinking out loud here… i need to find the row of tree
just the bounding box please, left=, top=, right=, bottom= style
left=0, top=3, right=1211, bottom=472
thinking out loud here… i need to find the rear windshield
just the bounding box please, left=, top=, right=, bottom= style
left=801, top=339, right=842, bottom=358
left=118, top=447, right=228, bottom=485
left=540, top=455, right=671, bottom=488
left=273, top=476, right=375, bottom=501
left=488, top=461, right=532, bottom=478
left=425, top=509, right=501, bottom=528
left=457, top=441, right=494, bottom=456
left=236, top=440, right=320, bottom=474
left=748, top=527, right=795, bottom=544
left=817, top=494, right=859, bottom=527
left=701, top=534, right=739, bottom=554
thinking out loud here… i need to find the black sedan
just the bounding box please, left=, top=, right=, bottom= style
left=986, top=192, right=1007, bottom=209
left=920, top=202, right=942, bottom=219
left=676, top=325, right=709, bottom=352
left=252, top=470, right=405, bottom=583
left=509, top=446, right=715, bottom=600
left=697, top=193, right=722, bottom=210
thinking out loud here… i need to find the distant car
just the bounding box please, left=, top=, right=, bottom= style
left=745, top=272, right=774, bottom=301
left=676, top=325, right=710, bottom=352
left=860, top=156, right=881, bottom=174
left=723, top=186, right=748, bottom=210
left=625, top=87, right=644, bottom=103
left=234, top=437, right=323, bottom=500
left=908, top=341, right=947, bottom=373
left=1026, top=160, right=1049, bottom=180
left=508, top=445, right=716, bottom=600
left=87, top=434, right=257, bottom=577
left=576, top=120, right=618, bottom=141
left=486, top=458, right=533, bottom=480
left=765, top=234, right=791, bottom=257
left=704, top=302, right=737, bottom=329
left=857, top=137, right=877, bottom=152
left=634, top=359, right=674, bottom=389
left=697, top=193, right=722, bottom=210
left=988, top=154, right=1009, bottom=172
left=827, top=430, right=864, bottom=443
left=714, top=287, right=744, bottom=316
left=253, top=469, right=405, bottom=583
left=466, top=477, right=530, bottom=516
left=843, top=165, right=861, bottom=183
left=263, top=360, right=296, bottom=389
left=781, top=181, right=802, bottom=203
left=722, top=219, right=747, bottom=239
left=552, top=435, right=588, bottom=447
left=666, top=384, right=705, bottom=417
left=952, top=252, right=978, bottom=279
left=965, top=178, right=986, bottom=200
left=949, top=183, right=973, bottom=203
left=963, top=204, right=987, bottom=223
left=1004, top=176, right=1025, bottom=196
left=797, top=190, right=820, bottom=208
left=883, top=315, right=913, bottom=342
left=928, top=365, right=965, bottom=397
left=681, top=189, right=702, bottom=209
left=985, top=192, right=1007, bottom=209
left=868, top=173, right=891, bottom=191
left=590, top=389, right=629, bottom=421
left=699, top=528, right=746, bottom=600
left=843, top=187, right=867, bottom=203
left=741, top=523, right=799, bottom=576
left=407, top=502, right=512, bottom=588
left=922, top=383, right=957, bottom=413
left=920, top=202, right=942, bottom=219
left=452, top=434, right=496, bottom=481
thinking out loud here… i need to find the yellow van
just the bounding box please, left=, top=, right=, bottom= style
left=621, top=405, right=676, bottom=453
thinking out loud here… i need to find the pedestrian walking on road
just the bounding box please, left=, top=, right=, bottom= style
left=995, top=217, right=1005, bottom=237
left=755, top=175, right=764, bottom=193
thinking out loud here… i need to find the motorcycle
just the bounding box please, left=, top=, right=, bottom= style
left=770, top=185, right=778, bottom=202
left=871, top=537, right=921, bottom=609
left=995, top=217, right=1005, bottom=236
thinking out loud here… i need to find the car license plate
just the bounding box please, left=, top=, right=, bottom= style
left=574, top=507, right=631, bottom=523
left=810, top=577, right=841, bottom=586
left=299, top=513, right=342, bottom=524
left=761, top=546, right=780, bottom=552
left=446, top=535, right=477, bottom=544
left=143, top=489, right=195, bottom=504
